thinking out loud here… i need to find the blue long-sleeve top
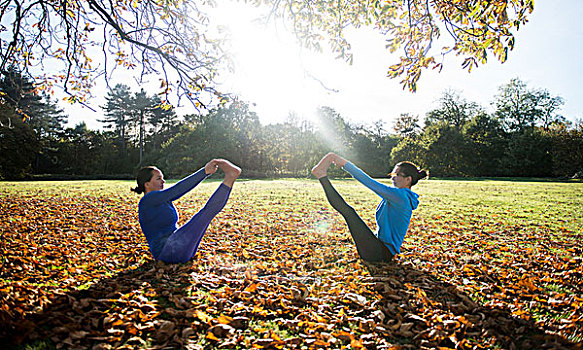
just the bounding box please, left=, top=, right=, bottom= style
left=138, top=168, right=208, bottom=258
left=343, top=162, right=419, bottom=255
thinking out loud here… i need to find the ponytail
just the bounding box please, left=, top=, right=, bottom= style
left=131, top=166, right=159, bottom=195
left=130, top=185, right=144, bottom=195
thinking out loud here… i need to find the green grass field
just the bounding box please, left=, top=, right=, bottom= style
left=1, top=178, right=582, bottom=349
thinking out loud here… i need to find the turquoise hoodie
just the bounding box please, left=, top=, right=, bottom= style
left=343, top=162, right=419, bottom=255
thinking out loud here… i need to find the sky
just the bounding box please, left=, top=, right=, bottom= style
left=65, top=0, right=583, bottom=130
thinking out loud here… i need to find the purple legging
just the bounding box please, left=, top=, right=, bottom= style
left=157, top=183, right=231, bottom=263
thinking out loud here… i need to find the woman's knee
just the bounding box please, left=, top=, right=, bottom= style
left=157, top=250, right=191, bottom=264
left=334, top=202, right=357, bottom=218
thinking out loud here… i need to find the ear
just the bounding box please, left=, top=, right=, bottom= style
left=144, top=179, right=153, bottom=192
left=406, top=175, right=413, bottom=187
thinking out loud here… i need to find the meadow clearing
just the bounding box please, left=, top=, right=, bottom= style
left=0, top=178, right=581, bottom=349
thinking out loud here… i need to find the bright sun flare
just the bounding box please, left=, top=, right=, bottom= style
left=210, top=3, right=331, bottom=124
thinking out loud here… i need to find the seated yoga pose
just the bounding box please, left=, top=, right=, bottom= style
left=131, top=159, right=241, bottom=263
left=312, top=152, right=428, bottom=263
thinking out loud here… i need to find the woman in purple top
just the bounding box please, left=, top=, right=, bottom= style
left=132, top=159, right=241, bottom=263
left=312, top=152, right=428, bottom=263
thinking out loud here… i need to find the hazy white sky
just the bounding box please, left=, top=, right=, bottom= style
left=66, top=0, right=583, bottom=130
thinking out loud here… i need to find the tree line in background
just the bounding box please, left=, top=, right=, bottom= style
left=1, top=68, right=582, bottom=180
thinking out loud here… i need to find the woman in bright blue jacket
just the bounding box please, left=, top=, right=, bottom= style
left=312, top=152, right=428, bottom=263
left=132, top=159, right=241, bottom=263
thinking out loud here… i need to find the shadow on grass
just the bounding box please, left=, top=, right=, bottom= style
left=3, top=258, right=580, bottom=350
left=362, top=261, right=579, bottom=350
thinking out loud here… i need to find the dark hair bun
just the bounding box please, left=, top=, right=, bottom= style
left=417, top=169, right=429, bottom=180
left=130, top=186, right=144, bottom=194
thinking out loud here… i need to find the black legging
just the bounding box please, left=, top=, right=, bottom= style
left=319, top=177, right=393, bottom=263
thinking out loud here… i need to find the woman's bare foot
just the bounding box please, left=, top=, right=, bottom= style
left=216, top=159, right=241, bottom=188
left=312, top=153, right=334, bottom=179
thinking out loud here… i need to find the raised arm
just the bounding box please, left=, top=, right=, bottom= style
left=144, top=168, right=207, bottom=205
left=144, top=159, right=222, bottom=205
left=340, top=158, right=408, bottom=206
left=313, top=153, right=398, bottom=202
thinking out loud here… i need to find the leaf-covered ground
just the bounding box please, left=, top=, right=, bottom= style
left=1, top=178, right=582, bottom=349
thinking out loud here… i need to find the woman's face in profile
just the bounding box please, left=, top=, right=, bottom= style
left=390, top=166, right=411, bottom=189
left=145, top=169, right=165, bottom=193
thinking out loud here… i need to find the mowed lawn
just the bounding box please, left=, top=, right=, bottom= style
left=0, top=178, right=581, bottom=349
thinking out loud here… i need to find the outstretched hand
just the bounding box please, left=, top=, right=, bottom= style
left=327, top=152, right=348, bottom=167
left=204, top=159, right=219, bottom=175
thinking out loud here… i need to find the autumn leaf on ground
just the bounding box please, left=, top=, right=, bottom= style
left=1, top=179, right=581, bottom=349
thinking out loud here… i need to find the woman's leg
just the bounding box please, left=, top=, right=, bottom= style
left=312, top=154, right=392, bottom=263
left=157, top=183, right=231, bottom=263
left=158, top=160, right=241, bottom=263
left=317, top=176, right=393, bottom=263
